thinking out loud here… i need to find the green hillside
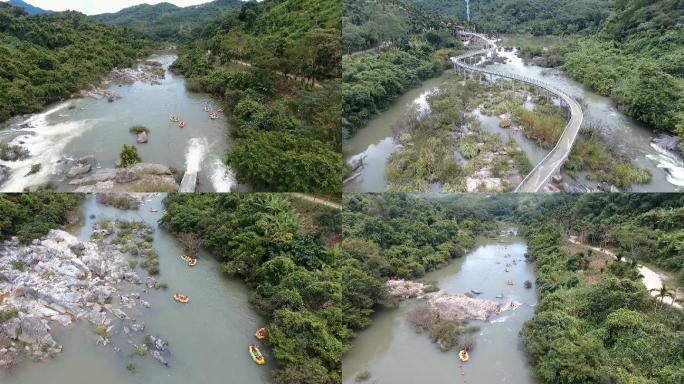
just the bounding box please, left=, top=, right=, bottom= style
left=92, top=0, right=244, bottom=40
left=407, top=0, right=613, bottom=35
left=0, top=3, right=151, bottom=122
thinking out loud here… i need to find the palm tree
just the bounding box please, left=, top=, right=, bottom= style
left=650, top=284, right=675, bottom=309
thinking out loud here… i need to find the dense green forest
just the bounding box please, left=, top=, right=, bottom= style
left=407, top=0, right=613, bottom=35
left=160, top=193, right=342, bottom=384
left=343, top=0, right=448, bottom=53
left=172, top=0, right=342, bottom=192
left=0, top=3, right=151, bottom=122
left=518, top=194, right=684, bottom=384
left=563, top=0, right=684, bottom=150
left=0, top=193, right=83, bottom=243
left=93, top=0, right=244, bottom=40
left=343, top=0, right=463, bottom=138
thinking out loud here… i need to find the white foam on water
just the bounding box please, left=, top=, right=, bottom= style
left=184, top=137, right=208, bottom=175
left=1, top=114, right=99, bottom=192
left=21, top=102, right=71, bottom=128
left=209, top=157, right=236, bottom=192
left=489, top=315, right=509, bottom=323
left=647, top=143, right=684, bottom=187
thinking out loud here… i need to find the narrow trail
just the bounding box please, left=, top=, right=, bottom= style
left=229, top=60, right=322, bottom=88
left=451, top=32, right=584, bottom=192
left=567, top=236, right=682, bottom=309
left=289, top=193, right=342, bottom=210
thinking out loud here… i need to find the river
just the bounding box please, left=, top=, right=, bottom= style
left=0, top=54, right=243, bottom=193
left=343, top=73, right=452, bottom=192
left=488, top=48, right=684, bottom=191
left=345, top=47, right=684, bottom=192
left=342, top=230, right=537, bottom=384
left=0, top=194, right=272, bottom=384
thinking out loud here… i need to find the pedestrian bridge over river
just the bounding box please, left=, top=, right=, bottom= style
left=451, top=32, right=584, bottom=192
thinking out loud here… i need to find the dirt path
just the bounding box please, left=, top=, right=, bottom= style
left=568, top=236, right=682, bottom=309
left=289, top=193, right=342, bottom=210
left=229, top=60, right=322, bottom=88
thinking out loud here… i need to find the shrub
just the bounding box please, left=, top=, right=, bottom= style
left=119, top=145, right=141, bottom=168
left=12, top=260, right=25, bottom=272
left=129, top=125, right=150, bottom=134
left=459, top=334, right=476, bottom=351
left=0, top=308, right=19, bottom=324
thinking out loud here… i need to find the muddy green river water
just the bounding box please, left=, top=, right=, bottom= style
left=344, top=48, right=684, bottom=192
left=342, top=231, right=537, bottom=384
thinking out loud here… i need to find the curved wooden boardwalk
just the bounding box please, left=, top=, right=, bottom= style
left=451, top=33, right=583, bottom=192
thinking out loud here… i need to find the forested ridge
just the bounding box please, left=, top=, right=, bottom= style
left=518, top=194, right=684, bottom=383
left=0, top=3, right=152, bottom=122
left=343, top=0, right=463, bottom=138
left=92, top=0, right=244, bottom=40
left=160, top=193, right=342, bottom=384
left=407, top=0, right=613, bottom=35
left=171, top=0, right=342, bottom=192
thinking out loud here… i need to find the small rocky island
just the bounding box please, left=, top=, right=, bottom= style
left=68, top=163, right=179, bottom=193
left=0, top=220, right=170, bottom=369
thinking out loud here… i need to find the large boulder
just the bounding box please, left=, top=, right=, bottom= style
left=67, top=163, right=92, bottom=178
left=0, top=317, right=20, bottom=340
left=136, top=132, right=148, bottom=144
left=82, top=253, right=108, bottom=277
left=129, top=163, right=172, bottom=175
left=115, top=169, right=139, bottom=184
left=18, top=316, right=55, bottom=347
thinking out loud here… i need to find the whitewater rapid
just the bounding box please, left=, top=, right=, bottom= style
left=647, top=143, right=684, bottom=188
left=0, top=102, right=98, bottom=192
left=183, top=137, right=236, bottom=192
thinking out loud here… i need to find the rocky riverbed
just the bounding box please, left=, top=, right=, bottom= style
left=0, top=222, right=170, bottom=369
left=67, top=163, right=179, bottom=193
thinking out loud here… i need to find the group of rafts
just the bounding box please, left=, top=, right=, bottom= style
left=459, top=247, right=523, bottom=363
left=168, top=222, right=268, bottom=365
left=168, top=103, right=224, bottom=128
